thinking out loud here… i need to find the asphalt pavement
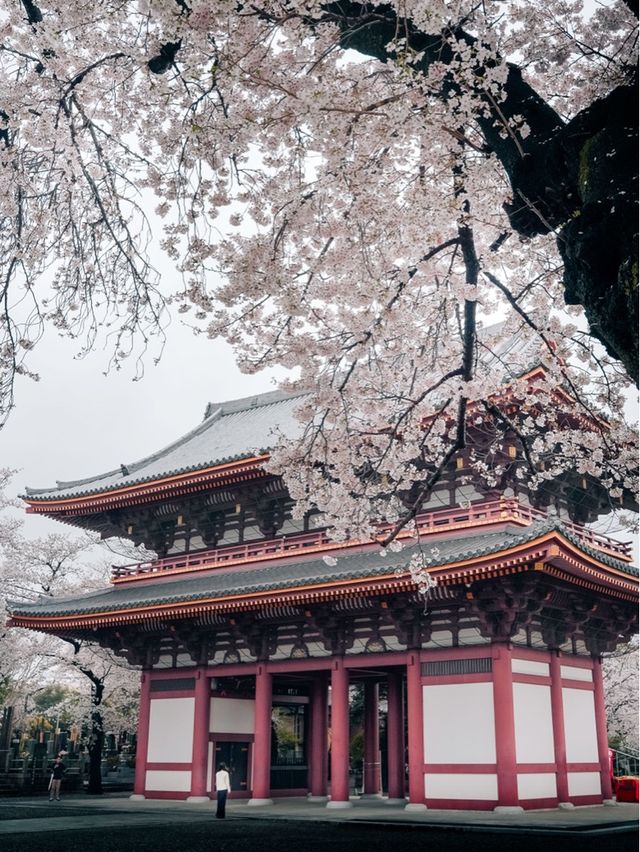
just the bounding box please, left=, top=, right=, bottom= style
left=0, top=793, right=637, bottom=852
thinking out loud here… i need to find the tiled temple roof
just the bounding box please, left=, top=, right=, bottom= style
left=24, top=389, right=307, bottom=502
left=8, top=521, right=637, bottom=620
left=23, top=321, right=547, bottom=506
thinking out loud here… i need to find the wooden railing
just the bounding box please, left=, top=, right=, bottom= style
left=111, top=498, right=632, bottom=583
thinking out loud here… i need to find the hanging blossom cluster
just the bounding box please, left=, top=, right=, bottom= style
left=0, top=0, right=637, bottom=539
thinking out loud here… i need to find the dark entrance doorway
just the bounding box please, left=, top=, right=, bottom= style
left=214, top=741, right=250, bottom=794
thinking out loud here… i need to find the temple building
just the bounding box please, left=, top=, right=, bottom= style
left=8, top=381, right=638, bottom=811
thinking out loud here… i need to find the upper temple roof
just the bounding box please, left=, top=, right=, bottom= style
left=25, top=389, right=307, bottom=502
left=22, top=321, right=547, bottom=506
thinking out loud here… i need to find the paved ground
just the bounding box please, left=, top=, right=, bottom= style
left=0, top=793, right=637, bottom=852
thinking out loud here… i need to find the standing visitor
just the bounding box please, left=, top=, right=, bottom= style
left=49, top=756, right=66, bottom=801
left=215, top=762, right=231, bottom=819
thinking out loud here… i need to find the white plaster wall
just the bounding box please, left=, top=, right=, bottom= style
left=560, top=665, right=592, bottom=682
left=210, top=697, right=255, bottom=734
left=147, top=697, right=195, bottom=763
left=513, top=683, right=555, bottom=764
left=562, top=689, right=599, bottom=762
left=145, top=770, right=192, bottom=792
left=568, top=772, right=602, bottom=796
left=206, top=741, right=213, bottom=794
left=511, top=659, right=549, bottom=676
left=517, top=773, right=557, bottom=800
left=425, top=774, right=498, bottom=800
left=423, top=683, right=496, bottom=763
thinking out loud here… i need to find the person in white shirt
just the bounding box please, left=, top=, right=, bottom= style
left=215, top=762, right=231, bottom=818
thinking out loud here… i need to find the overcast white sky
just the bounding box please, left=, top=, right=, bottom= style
left=1, top=306, right=282, bottom=540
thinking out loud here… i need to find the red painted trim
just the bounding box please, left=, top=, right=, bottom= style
left=566, top=763, right=601, bottom=772
left=568, top=794, right=604, bottom=806
left=414, top=646, right=492, bottom=662
left=363, top=682, right=381, bottom=794
left=269, top=658, right=335, bottom=673
left=206, top=663, right=256, bottom=678
left=386, top=671, right=405, bottom=800
left=146, top=762, right=193, bottom=771
left=549, top=652, right=569, bottom=802
left=558, top=656, right=594, bottom=670
left=330, top=659, right=350, bottom=803
left=518, top=797, right=559, bottom=809
left=148, top=690, right=196, bottom=700
left=592, top=657, right=613, bottom=800
left=209, top=732, right=254, bottom=743
left=149, top=669, right=199, bottom=680
left=252, top=665, right=272, bottom=799
left=344, top=651, right=410, bottom=669
left=134, top=671, right=152, bottom=796
left=560, top=679, right=594, bottom=690
left=422, top=673, right=493, bottom=685
left=309, top=676, right=328, bottom=797
left=512, top=674, right=552, bottom=686
left=515, top=763, right=557, bottom=772
left=406, top=652, right=425, bottom=806
left=190, top=668, right=210, bottom=797
left=424, top=764, right=497, bottom=773
left=425, top=798, right=497, bottom=811
left=492, top=644, right=519, bottom=807
left=511, top=648, right=551, bottom=663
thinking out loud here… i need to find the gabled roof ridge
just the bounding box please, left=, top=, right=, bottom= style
left=25, top=388, right=309, bottom=499
left=203, top=388, right=308, bottom=421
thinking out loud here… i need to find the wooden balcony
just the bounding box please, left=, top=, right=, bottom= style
left=111, top=498, right=632, bottom=584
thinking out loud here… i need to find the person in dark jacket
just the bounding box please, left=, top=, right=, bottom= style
left=49, top=756, right=66, bottom=801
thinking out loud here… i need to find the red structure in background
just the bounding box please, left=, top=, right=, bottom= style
left=8, top=387, right=638, bottom=810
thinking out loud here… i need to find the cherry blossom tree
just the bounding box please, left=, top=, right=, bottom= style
left=603, top=641, right=639, bottom=753
left=0, top=1, right=637, bottom=541
left=0, top=471, right=140, bottom=793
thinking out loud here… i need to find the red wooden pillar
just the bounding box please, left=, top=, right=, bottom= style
left=405, top=652, right=427, bottom=811
left=326, top=658, right=352, bottom=808
left=131, top=671, right=152, bottom=799
left=248, top=664, right=273, bottom=805
left=386, top=670, right=406, bottom=803
left=592, top=656, right=614, bottom=801
left=362, top=681, right=381, bottom=796
left=309, top=675, right=328, bottom=799
left=188, top=667, right=210, bottom=801
left=492, top=643, right=522, bottom=812
left=549, top=651, right=570, bottom=805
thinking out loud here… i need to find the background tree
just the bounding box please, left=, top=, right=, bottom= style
left=602, top=641, right=639, bottom=753
left=0, top=2, right=637, bottom=542
left=0, top=470, right=140, bottom=793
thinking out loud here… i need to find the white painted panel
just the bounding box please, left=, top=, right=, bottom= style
left=210, top=697, right=255, bottom=734
left=145, top=770, right=192, bottom=792
left=425, top=773, right=498, bottom=800
left=568, top=772, right=602, bottom=796
left=148, top=697, right=194, bottom=763
left=512, top=658, right=549, bottom=676
left=517, top=773, right=557, bottom=799
left=562, top=689, right=599, bottom=762
left=423, top=683, right=496, bottom=763
left=207, top=742, right=213, bottom=794
left=513, top=683, right=555, bottom=764
left=561, top=665, right=592, bottom=682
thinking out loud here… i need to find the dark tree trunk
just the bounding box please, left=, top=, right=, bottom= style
left=321, top=3, right=639, bottom=381
left=86, top=707, right=104, bottom=795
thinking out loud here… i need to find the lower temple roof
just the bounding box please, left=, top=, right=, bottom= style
left=8, top=521, right=637, bottom=628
